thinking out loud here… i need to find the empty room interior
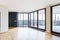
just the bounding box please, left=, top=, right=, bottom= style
left=0, top=0, right=60, bottom=40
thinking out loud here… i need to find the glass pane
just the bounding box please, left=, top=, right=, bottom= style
left=17, top=13, right=24, bottom=27
left=17, top=13, right=21, bottom=27
left=52, top=5, right=60, bottom=33
left=38, top=10, right=45, bottom=29
left=24, top=14, right=28, bottom=27
left=20, top=14, right=24, bottom=27
left=34, top=12, right=37, bottom=27
left=31, top=13, right=33, bottom=27
left=28, top=13, right=31, bottom=26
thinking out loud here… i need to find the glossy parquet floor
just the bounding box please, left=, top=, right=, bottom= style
left=0, top=27, right=60, bottom=40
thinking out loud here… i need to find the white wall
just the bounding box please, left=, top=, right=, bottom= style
left=0, top=5, right=9, bottom=33
left=0, top=0, right=60, bottom=12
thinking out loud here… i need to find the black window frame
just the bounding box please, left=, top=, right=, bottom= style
left=37, top=8, right=46, bottom=31
left=51, top=4, right=60, bottom=34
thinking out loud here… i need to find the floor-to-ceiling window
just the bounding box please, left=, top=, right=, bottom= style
left=51, top=4, right=60, bottom=33
left=24, top=14, right=28, bottom=27
left=34, top=11, right=37, bottom=28
left=38, top=9, right=45, bottom=30
left=31, top=12, right=34, bottom=27
left=28, top=9, right=46, bottom=31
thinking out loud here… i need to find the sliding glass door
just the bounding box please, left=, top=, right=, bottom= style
left=51, top=4, right=60, bottom=33
left=38, top=9, right=45, bottom=30
left=31, top=12, right=34, bottom=27
left=34, top=11, right=37, bottom=28
left=28, top=9, right=46, bottom=31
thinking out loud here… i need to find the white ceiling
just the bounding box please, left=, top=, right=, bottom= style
left=0, top=0, right=60, bottom=12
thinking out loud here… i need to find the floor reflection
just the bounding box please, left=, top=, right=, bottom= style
left=45, top=33, right=52, bottom=40
left=0, top=27, right=60, bottom=40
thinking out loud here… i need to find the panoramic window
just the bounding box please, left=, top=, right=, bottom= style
left=52, top=5, right=60, bottom=33
left=34, top=11, right=37, bottom=28
left=38, top=9, right=45, bottom=30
